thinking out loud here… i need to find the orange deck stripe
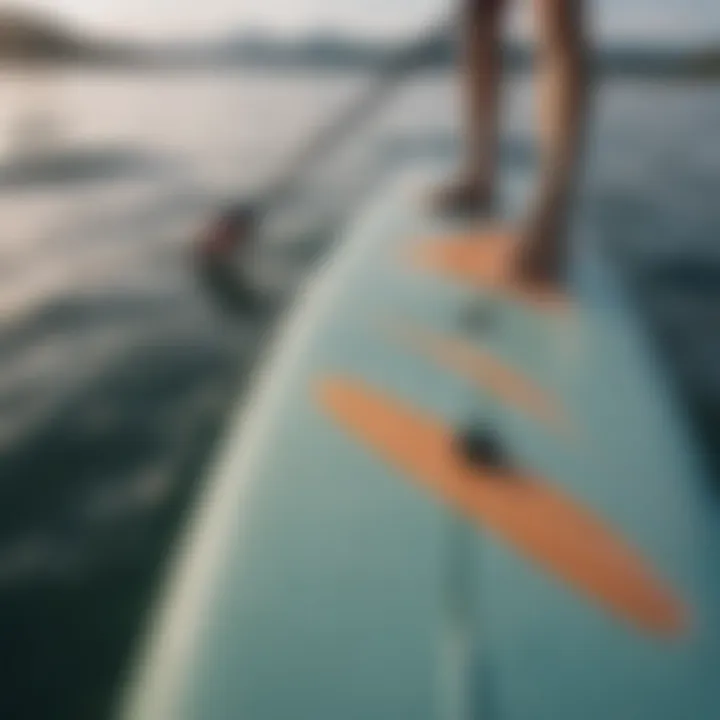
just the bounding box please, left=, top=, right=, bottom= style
left=316, top=377, right=688, bottom=637
left=384, top=322, right=569, bottom=434
left=410, top=229, right=571, bottom=315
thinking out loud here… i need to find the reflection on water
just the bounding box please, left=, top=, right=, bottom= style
left=0, top=144, right=174, bottom=190
left=0, top=68, right=718, bottom=719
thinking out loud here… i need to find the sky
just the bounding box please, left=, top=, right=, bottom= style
left=6, top=0, right=720, bottom=45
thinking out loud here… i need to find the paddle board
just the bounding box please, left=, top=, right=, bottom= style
left=120, top=167, right=718, bottom=720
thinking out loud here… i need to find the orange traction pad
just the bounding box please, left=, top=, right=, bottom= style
left=383, top=321, right=570, bottom=434
left=410, top=228, right=572, bottom=316
left=315, top=376, right=688, bottom=637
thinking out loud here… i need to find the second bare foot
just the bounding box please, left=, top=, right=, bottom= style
left=429, top=176, right=494, bottom=218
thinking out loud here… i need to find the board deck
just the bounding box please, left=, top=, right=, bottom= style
left=122, top=169, right=719, bottom=720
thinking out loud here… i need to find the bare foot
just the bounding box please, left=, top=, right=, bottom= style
left=512, top=238, right=565, bottom=289
left=511, top=205, right=567, bottom=288
left=429, top=175, right=493, bottom=218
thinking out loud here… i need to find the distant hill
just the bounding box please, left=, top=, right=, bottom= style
left=212, top=31, right=411, bottom=68
left=1, top=9, right=718, bottom=78
left=0, top=9, right=83, bottom=60
left=0, top=9, right=135, bottom=64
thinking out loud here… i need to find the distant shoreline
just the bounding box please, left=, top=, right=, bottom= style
left=1, top=10, right=719, bottom=80
left=4, top=57, right=719, bottom=82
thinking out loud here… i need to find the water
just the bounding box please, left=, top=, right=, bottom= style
left=0, top=67, right=718, bottom=719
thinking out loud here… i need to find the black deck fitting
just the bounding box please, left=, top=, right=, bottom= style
left=455, top=425, right=509, bottom=472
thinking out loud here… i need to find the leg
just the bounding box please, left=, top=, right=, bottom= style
left=435, top=0, right=506, bottom=214
left=516, top=0, right=589, bottom=282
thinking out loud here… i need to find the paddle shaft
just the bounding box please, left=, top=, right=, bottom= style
left=253, top=14, right=454, bottom=217
left=198, top=11, right=453, bottom=310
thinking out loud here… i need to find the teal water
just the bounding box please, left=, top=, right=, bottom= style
left=0, top=70, right=718, bottom=719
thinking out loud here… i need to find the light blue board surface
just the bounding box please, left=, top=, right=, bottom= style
left=123, top=168, right=719, bottom=720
